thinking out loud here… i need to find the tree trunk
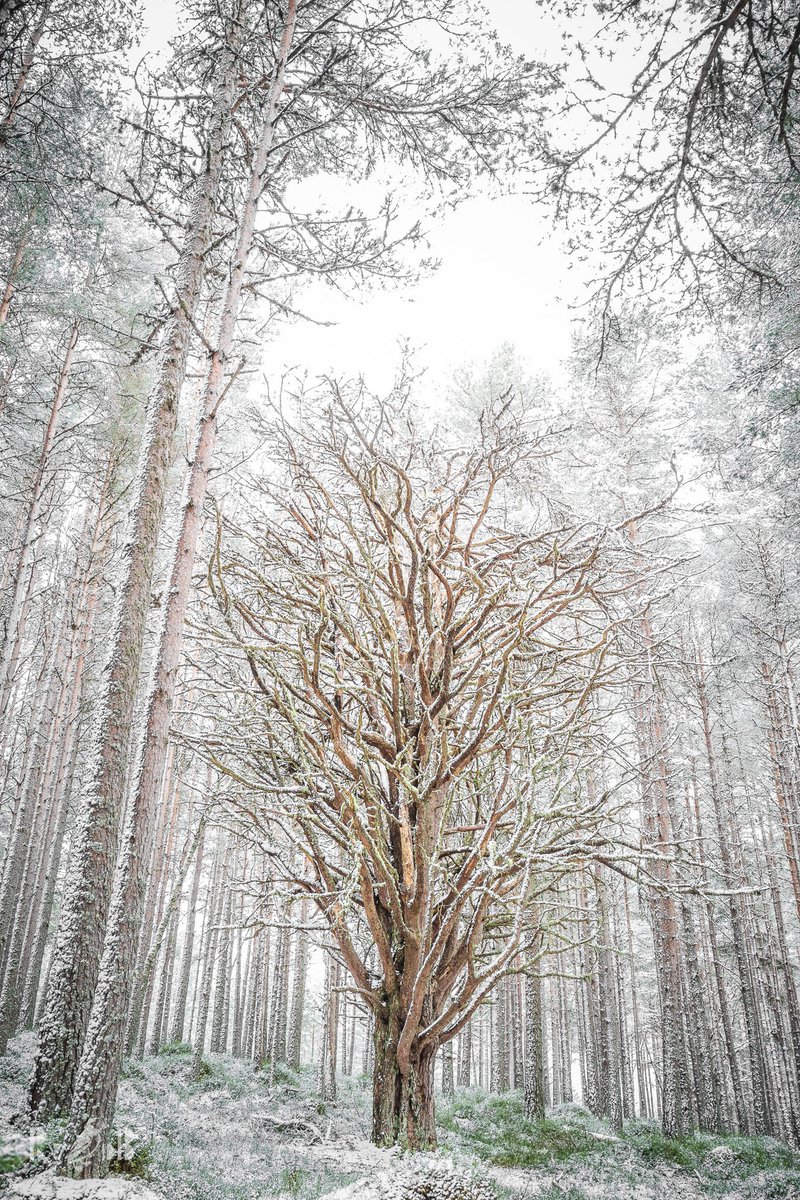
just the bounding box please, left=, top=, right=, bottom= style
left=0, top=319, right=79, bottom=704
left=441, top=1040, right=455, bottom=1099
left=523, top=964, right=545, bottom=1120
left=28, top=29, right=241, bottom=1124
left=457, top=1021, right=471, bottom=1089
left=287, top=900, right=308, bottom=1070
left=0, top=0, right=49, bottom=149
left=0, top=202, right=35, bottom=333
left=169, top=808, right=207, bottom=1043
left=372, top=1004, right=437, bottom=1149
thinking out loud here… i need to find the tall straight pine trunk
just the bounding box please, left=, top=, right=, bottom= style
left=27, top=30, right=241, bottom=1122
left=57, top=6, right=298, bottom=1172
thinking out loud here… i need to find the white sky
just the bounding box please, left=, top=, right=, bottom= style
left=136, top=0, right=578, bottom=394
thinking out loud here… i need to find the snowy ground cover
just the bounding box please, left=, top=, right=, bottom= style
left=2, top=1037, right=799, bottom=1200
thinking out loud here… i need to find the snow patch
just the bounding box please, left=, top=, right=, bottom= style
left=6, top=1172, right=164, bottom=1200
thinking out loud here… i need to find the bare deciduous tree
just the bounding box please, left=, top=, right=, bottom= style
left=201, top=385, right=628, bottom=1146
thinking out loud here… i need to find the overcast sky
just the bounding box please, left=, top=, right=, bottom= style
left=137, top=1, right=577, bottom=395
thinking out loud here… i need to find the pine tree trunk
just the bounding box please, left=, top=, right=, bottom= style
left=252, top=891, right=272, bottom=1069
left=0, top=0, right=49, bottom=148
left=633, top=641, right=690, bottom=1137
left=0, top=202, right=35, bottom=332
left=696, top=666, right=770, bottom=1135
left=28, top=32, right=241, bottom=1124
left=457, top=1021, right=471, bottom=1089
left=190, top=837, right=226, bottom=1081
left=441, top=1040, right=455, bottom=1098
left=523, top=958, right=545, bottom=1120
left=492, top=979, right=509, bottom=1092
left=318, top=950, right=338, bottom=1103
left=210, top=850, right=233, bottom=1054
left=287, top=900, right=308, bottom=1070
left=170, top=811, right=207, bottom=1043
left=0, top=319, right=79, bottom=705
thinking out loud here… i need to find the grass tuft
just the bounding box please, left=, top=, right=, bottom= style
left=440, top=1092, right=608, bottom=1167
left=157, top=1041, right=193, bottom=1057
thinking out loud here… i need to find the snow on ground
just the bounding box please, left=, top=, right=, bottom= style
left=6, top=1172, right=163, bottom=1200
left=2, top=1036, right=800, bottom=1200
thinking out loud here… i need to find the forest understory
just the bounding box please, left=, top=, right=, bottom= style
left=2, top=1035, right=800, bottom=1200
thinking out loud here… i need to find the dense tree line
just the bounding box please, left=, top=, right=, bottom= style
left=0, top=0, right=799, bottom=1180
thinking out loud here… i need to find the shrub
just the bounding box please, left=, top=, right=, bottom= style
left=385, top=1157, right=496, bottom=1200
left=158, top=1041, right=192, bottom=1057
left=440, top=1092, right=606, bottom=1167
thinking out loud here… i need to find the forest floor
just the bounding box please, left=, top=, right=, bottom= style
left=1, top=1035, right=799, bottom=1200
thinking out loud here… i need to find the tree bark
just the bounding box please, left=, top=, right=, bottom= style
left=169, top=806, right=207, bottom=1043
left=523, top=942, right=545, bottom=1120
left=0, top=319, right=79, bottom=705
left=372, top=1000, right=438, bottom=1150
left=28, top=32, right=241, bottom=1124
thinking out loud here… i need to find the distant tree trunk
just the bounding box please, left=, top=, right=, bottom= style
left=557, top=965, right=573, bottom=1104
left=126, top=809, right=206, bottom=1056
left=170, top=810, right=207, bottom=1043
left=134, top=755, right=181, bottom=1057
left=761, top=661, right=800, bottom=926
left=124, top=751, right=176, bottom=1054
left=441, top=1040, right=455, bottom=1098
left=267, top=905, right=291, bottom=1066
left=0, top=202, right=35, bottom=333
left=578, top=872, right=603, bottom=1116
left=633, top=637, right=691, bottom=1138
left=287, top=900, right=308, bottom=1070
left=252, top=901, right=273, bottom=1069
left=457, top=1021, right=471, bottom=1089
left=190, top=835, right=226, bottom=1081
left=149, top=908, right=178, bottom=1055
left=231, top=923, right=248, bottom=1058
left=688, top=763, right=746, bottom=1131
left=622, top=881, right=649, bottom=1119
left=595, top=867, right=623, bottom=1133
left=696, top=662, right=769, bottom=1136
left=318, top=950, right=338, bottom=1103
left=210, top=847, right=233, bottom=1054
left=609, top=907, right=633, bottom=1119
left=492, top=979, right=509, bottom=1092
left=523, top=933, right=545, bottom=1120
left=0, top=319, right=79, bottom=706
left=762, top=818, right=800, bottom=1131
left=548, top=975, right=561, bottom=1106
